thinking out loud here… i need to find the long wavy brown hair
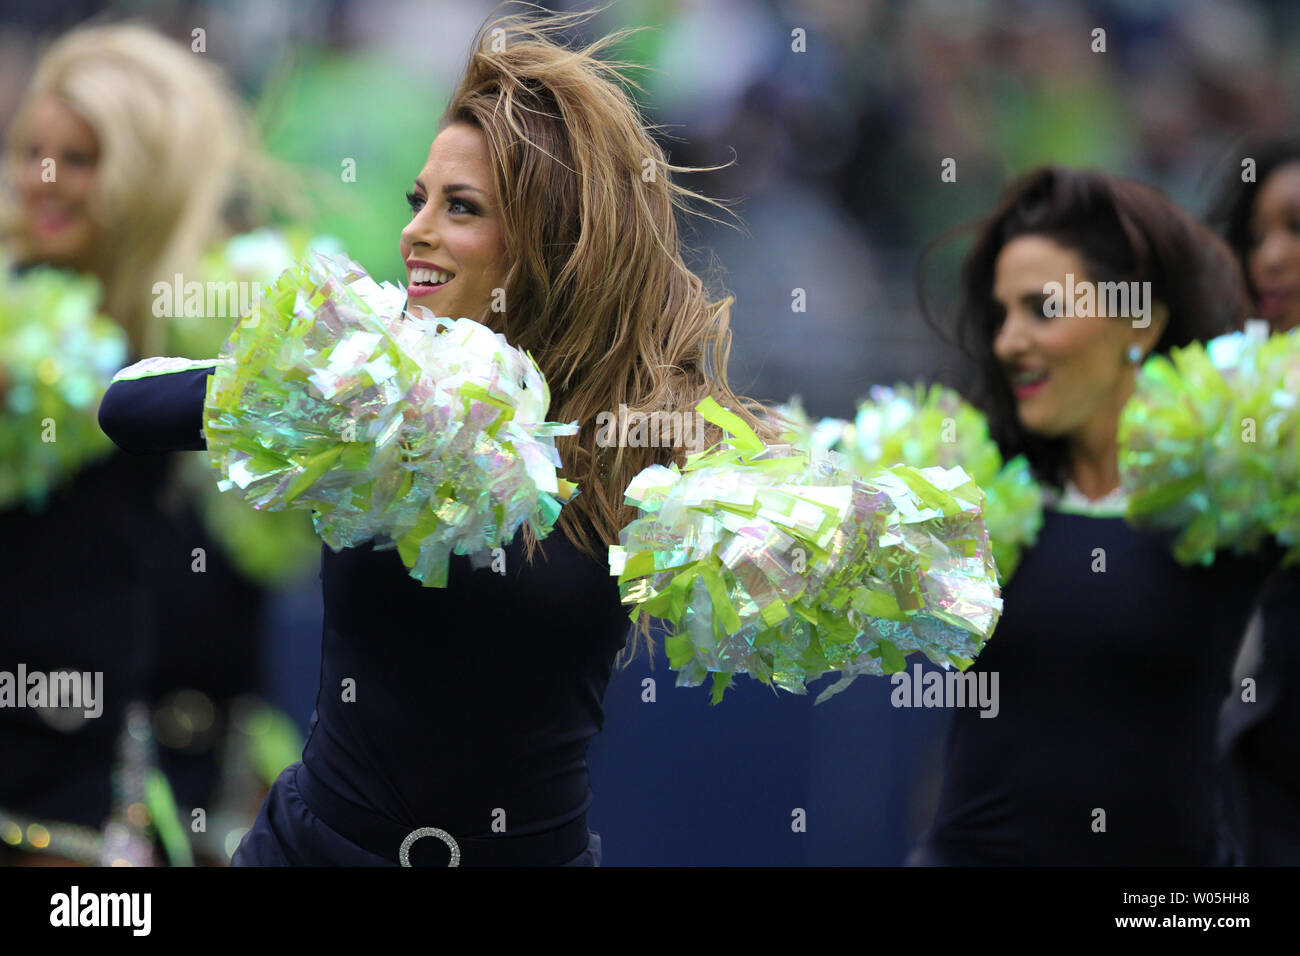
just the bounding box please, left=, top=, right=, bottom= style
left=441, top=6, right=778, bottom=654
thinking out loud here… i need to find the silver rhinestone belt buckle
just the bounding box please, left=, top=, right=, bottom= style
left=399, top=827, right=461, bottom=867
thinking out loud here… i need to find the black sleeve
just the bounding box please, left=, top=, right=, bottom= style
left=98, top=363, right=218, bottom=454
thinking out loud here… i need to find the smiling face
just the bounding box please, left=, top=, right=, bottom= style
left=991, top=235, right=1161, bottom=443
left=16, top=96, right=100, bottom=268
left=1247, top=160, right=1300, bottom=332
left=399, top=122, right=508, bottom=324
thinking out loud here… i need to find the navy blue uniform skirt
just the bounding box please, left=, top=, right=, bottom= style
left=231, top=763, right=601, bottom=867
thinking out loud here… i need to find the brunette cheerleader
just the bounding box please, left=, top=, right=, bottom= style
left=910, top=167, right=1276, bottom=865
left=99, top=9, right=782, bottom=867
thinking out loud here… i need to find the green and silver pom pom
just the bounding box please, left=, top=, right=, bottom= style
left=0, top=261, right=127, bottom=510
left=774, top=384, right=1042, bottom=583
left=1120, top=321, right=1300, bottom=565
left=610, top=396, right=1002, bottom=704
left=203, top=251, right=578, bottom=587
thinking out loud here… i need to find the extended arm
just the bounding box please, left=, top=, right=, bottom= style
left=98, top=357, right=221, bottom=454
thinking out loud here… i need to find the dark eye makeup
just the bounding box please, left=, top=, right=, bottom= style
left=405, top=191, right=478, bottom=216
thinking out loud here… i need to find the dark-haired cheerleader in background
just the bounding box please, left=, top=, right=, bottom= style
left=1210, top=138, right=1300, bottom=866
left=910, top=166, right=1276, bottom=865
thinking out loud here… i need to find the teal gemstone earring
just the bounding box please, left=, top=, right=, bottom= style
left=1126, top=343, right=1143, bottom=365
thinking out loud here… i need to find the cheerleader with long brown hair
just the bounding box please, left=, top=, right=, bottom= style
left=100, top=8, right=778, bottom=866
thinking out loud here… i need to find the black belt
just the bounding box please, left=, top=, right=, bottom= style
left=296, top=763, right=590, bottom=867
